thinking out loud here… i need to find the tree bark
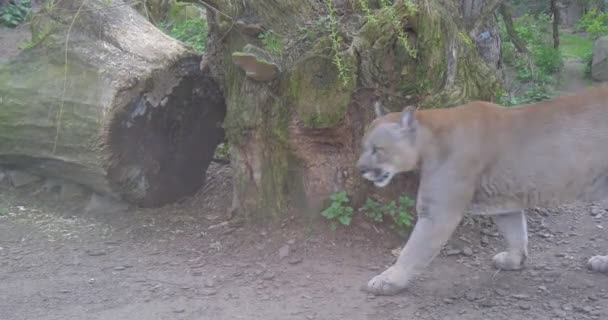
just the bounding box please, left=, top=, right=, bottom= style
left=551, top=0, right=561, bottom=48
left=499, top=2, right=529, bottom=54
left=462, top=0, right=504, bottom=68
left=203, top=0, right=501, bottom=221
left=0, top=0, right=226, bottom=207
left=466, top=0, right=505, bottom=39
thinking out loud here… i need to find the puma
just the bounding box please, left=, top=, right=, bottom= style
left=356, top=86, right=608, bottom=296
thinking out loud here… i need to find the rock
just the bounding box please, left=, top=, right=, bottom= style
left=465, top=291, right=481, bottom=301
left=519, top=302, right=531, bottom=310
left=262, top=271, right=275, bottom=280
left=288, top=257, right=303, bottom=265
left=7, top=170, right=42, bottom=187
left=173, top=308, right=186, bottom=314
left=86, top=250, right=107, bottom=257
left=199, top=289, right=218, bottom=296
left=446, top=249, right=462, bottom=256
left=204, top=279, right=215, bottom=288
left=462, top=247, right=474, bottom=256
left=591, top=36, right=608, bottom=81
left=278, top=244, right=290, bottom=260
left=114, top=266, right=126, bottom=271
left=494, top=288, right=508, bottom=296
left=590, top=206, right=605, bottom=217
left=480, top=235, right=490, bottom=245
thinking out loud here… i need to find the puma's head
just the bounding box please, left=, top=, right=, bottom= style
left=356, top=102, right=420, bottom=188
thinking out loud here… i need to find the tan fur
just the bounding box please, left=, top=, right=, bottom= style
left=357, top=87, right=608, bottom=295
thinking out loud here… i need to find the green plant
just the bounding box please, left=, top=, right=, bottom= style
left=499, top=85, right=554, bottom=107
left=213, top=142, right=230, bottom=161
left=360, top=195, right=415, bottom=231
left=1, top=0, right=31, bottom=28
left=325, top=0, right=353, bottom=87
left=560, top=33, right=593, bottom=59
left=576, top=9, right=608, bottom=39
left=258, top=30, right=284, bottom=56
left=321, top=191, right=354, bottom=229
left=162, top=18, right=208, bottom=54
left=583, top=50, right=594, bottom=79
left=534, top=45, right=562, bottom=75
left=498, top=12, right=562, bottom=105
left=361, top=198, right=384, bottom=222
left=381, top=0, right=418, bottom=58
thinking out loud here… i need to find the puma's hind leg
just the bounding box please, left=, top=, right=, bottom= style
left=587, top=255, right=608, bottom=273
left=492, top=210, right=528, bottom=271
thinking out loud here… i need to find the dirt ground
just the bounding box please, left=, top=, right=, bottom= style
left=1, top=162, right=607, bottom=320
left=1, top=24, right=607, bottom=320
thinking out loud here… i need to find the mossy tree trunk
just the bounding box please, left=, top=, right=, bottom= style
left=204, top=0, right=501, bottom=221
left=0, top=0, right=226, bottom=207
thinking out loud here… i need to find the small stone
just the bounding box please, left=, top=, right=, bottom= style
left=511, top=294, right=531, bottom=300
left=86, top=250, right=106, bottom=257
left=173, top=308, right=185, bottom=313
left=288, top=257, right=303, bottom=265
left=262, top=272, right=275, bottom=280
left=60, top=289, right=71, bottom=294
left=563, top=303, right=573, bottom=311
left=538, top=285, right=547, bottom=291
left=462, top=247, right=473, bottom=256
left=278, top=244, right=290, bottom=260
left=204, top=279, right=215, bottom=288
left=480, top=235, right=490, bottom=245
left=113, top=266, right=126, bottom=271
left=482, top=228, right=498, bottom=237
left=192, top=271, right=202, bottom=276
left=519, top=302, right=531, bottom=310
left=443, top=298, right=454, bottom=304
left=200, top=289, right=218, bottom=296
left=494, top=288, right=508, bottom=296
left=479, top=299, right=496, bottom=308
left=590, top=206, right=605, bottom=217
left=446, top=249, right=461, bottom=256
left=465, top=291, right=480, bottom=301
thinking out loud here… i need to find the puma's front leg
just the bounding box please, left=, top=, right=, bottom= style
left=365, top=211, right=464, bottom=295
left=367, top=192, right=468, bottom=295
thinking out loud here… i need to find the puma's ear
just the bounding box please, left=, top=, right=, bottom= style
left=374, top=101, right=387, bottom=118
left=400, top=105, right=417, bottom=131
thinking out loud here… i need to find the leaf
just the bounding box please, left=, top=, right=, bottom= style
left=338, top=214, right=351, bottom=226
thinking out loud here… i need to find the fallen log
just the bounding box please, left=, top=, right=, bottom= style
left=0, top=0, right=226, bottom=207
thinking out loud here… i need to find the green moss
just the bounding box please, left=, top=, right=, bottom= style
left=0, top=52, right=106, bottom=165
left=167, top=2, right=202, bottom=22
left=288, top=38, right=356, bottom=129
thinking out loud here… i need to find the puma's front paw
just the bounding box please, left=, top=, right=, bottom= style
left=493, top=251, right=526, bottom=271
left=587, top=255, right=608, bottom=273
left=364, top=266, right=409, bottom=296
